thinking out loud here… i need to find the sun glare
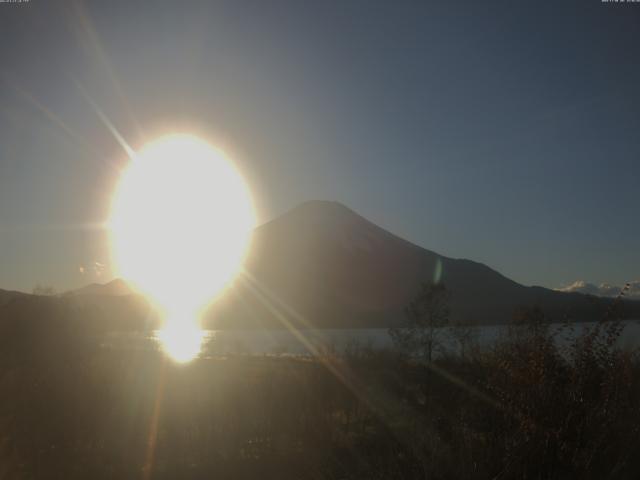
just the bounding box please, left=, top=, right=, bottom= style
left=109, top=134, right=255, bottom=361
left=156, top=320, right=206, bottom=363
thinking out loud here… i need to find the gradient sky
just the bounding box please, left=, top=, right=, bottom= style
left=0, top=0, right=638, bottom=293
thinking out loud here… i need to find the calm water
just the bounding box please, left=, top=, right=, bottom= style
left=102, top=320, right=640, bottom=357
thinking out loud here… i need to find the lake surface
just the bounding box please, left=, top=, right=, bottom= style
left=102, top=320, right=640, bottom=358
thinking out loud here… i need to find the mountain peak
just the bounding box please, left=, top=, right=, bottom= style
left=292, top=200, right=356, bottom=216
left=257, top=200, right=368, bottom=236
left=72, top=278, right=133, bottom=296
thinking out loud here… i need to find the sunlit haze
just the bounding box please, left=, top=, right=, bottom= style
left=109, top=134, right=255, bottom=360
left=2, top=3, right=640, bottom=477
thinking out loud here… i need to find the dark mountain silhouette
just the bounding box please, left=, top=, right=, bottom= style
left=205, top=201, right=639, bottom=328
left=2, top=201, right=638, bottom=330
left=69, top=278, right=133, bottom=296
left=0, top=287, right=157, bottom=333
left=0, top=288, right=28, bottom=308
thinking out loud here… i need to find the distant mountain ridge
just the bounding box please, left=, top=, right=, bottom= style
left=2, top=200, right=638, bottom=329
left=205, top=201, right=640, bottom=328
left=69, top=279, right=133, bottom=297
left=557, top=280, right=640, bottom=299
left=0, top=288, right=29, bottom=308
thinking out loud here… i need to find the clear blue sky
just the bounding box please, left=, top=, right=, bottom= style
left=0, top=0, right=638, bottom=293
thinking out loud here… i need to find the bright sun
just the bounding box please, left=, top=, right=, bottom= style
left=109, top=134, right=255, bottom=362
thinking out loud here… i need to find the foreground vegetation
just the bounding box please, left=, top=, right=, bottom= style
left=1, top=309, right=639, bottom=479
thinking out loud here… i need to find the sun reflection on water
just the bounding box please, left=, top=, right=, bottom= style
left=156, top=320, right=206, bottom=363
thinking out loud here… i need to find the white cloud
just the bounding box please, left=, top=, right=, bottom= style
left=556, top=280, right=640, bottom=299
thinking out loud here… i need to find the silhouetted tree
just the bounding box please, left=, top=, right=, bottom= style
left=449, top=321, right=476, bottom=358
left=389, top=282, right=450, bottom=361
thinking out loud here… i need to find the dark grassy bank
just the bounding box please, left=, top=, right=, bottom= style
left=1, top=314, right=640, bottom=479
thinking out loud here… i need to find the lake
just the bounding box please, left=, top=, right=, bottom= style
left=101, top=319, right=640, bottom=357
